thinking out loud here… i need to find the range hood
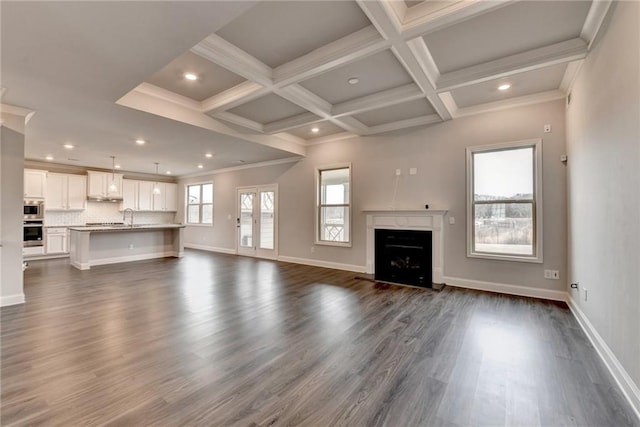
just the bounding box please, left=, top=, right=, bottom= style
left=87, top=195, right=123, bottom=202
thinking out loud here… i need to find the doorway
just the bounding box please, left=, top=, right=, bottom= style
left=236, top=185, right=278, bottom=259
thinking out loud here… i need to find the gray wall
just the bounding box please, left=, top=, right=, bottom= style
left=180, top=99, right=567, bottom=292
left=566, top=2, right=640, bottom=393
left=0, top=122, right=26, bottom=306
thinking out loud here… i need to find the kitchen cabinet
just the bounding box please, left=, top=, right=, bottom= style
left=122, top=179, right=154, bottom=211
left=46, top=173, right=86, bottom=210
left=46, top=227, right=69, bottom=254
left=87, top=171, right=123, bottom=199
left=24, top=169, right=47, bottom=199
left=153, top=182, right=178, bottom=212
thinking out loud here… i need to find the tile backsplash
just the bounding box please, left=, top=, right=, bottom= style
left=45, top=202, right=177, bottom=226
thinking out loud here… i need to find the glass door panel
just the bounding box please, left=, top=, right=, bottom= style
left=239, top=191, right=254, bottom=252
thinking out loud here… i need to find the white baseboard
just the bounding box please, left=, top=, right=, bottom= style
left=443, top=275, right=567, bottom=301
left=184, top=243, right=236, bottom=255
left=90, top=251, right=179, bottom=268
left=567, top=297, right=640, bottom=421
left=0, top=293, right=25, bottom=307
left=277, top=255, right=366, bottom=273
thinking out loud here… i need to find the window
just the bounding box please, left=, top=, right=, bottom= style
left=467, top=139, right=542, bottom=262
left=316, top=164, right=351, bottom=246
left=187, top=183, right=213, bottom=225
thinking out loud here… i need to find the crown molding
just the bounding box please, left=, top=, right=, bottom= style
left=179, top=156, right=303, bottom=179
left=559, top=60, right=584, bottom=94
left=135, top=82, right=202, bottom=111
left=436, top=38, right=588, bottom=92
left=444, top=90, right=566, bottom=119
left=581, top=0, right=613, bottom=50
left=306, top=131, right=355, bottom=146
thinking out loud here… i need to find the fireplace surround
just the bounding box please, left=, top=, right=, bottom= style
left=365, top=209, right=446, bottom=284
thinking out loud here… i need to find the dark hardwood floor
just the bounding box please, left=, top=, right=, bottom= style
left=1, top=250, right=637, bottom=426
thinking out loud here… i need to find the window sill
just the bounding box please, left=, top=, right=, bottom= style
left=315, top=240, right=352, bottom=248
left=185, top=223, right=213, bottom=228
left=467, top=251, right=542, bottom=264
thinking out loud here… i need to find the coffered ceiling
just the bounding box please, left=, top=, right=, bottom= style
left=2, top=1, right=613, bottom=176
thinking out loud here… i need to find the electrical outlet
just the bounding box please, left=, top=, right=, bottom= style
left=449, top=216, right=455, bottom=225
left=544, top=269, right=560, bottom=280
left=544, top=124, right=552, bottom=133
left=409, top=168, right=417, bottom=175
left=395, top=169, right=401, bottom=176
left=128, top=244, right=134, bottom=250
left=310, top=246, right=315, bottom=253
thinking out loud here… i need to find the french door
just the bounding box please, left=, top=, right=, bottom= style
left=237, top=185, right=278, bottom=259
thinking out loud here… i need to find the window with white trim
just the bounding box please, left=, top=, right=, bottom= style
left=187, top=183, right=213, bottom=225
left=467, top=139, right=542, bottom=262
left=316, top=165, right=351, bottom=246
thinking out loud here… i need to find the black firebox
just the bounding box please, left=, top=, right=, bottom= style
left=374, top=229, right=432, bottom=288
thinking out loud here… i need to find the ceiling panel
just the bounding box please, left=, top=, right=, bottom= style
left=300, top=50, right=414, bottom=104
left=286, top=121, right=345, bottom=140
left=352, top=98, right=436, bottom=127
left=216, top=1, right=371, bottom=68
left=227, top=93, right=309, bottom=124
left=146, top=51, right=245, bottom=101
left=424, top=0, right=592, bottom=73
left=450, top=63, right=567, bottom=108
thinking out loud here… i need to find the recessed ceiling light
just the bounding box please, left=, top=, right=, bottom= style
left=348, top=77, right=359, bottom=85
left=498, top=83, right=511, bottom=91
left=135, top=139, right=146, bottom=145
left=311, top=127, right=320, bottom=133
left=166, top=171, right=172, bottom=175
left=184, top=72, right=198, bottom=81
left=63, top=143, right=74, bottom=149
left=114, top=164, right=121, bottom=169
left=197, top=164, right=204, bottom=169
left=205, top=153, right=213, bottom=158
left=45, top=155, right=54, bottom=161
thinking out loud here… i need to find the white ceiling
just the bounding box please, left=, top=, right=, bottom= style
left=1, top=1, right=611, bottom=176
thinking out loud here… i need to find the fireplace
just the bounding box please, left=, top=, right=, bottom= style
left=375, top=229, right=432, bottom=288
left=365, top=209, right=446, bottom=284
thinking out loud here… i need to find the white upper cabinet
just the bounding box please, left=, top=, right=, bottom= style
left=122, top=179, right=173, bottom=211
left=153, top=182, right=178, bottom=212
left=46, top=173, right=86, bottom=211
left=24, top=169, right=47, bottom=199
left=87, top=171, right=123, bottom=199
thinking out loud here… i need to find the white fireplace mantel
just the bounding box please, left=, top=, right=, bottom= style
left=364, top=209, right=447, bottom=284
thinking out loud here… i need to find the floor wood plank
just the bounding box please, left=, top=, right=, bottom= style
left=1, top=250, right=637, bottom=426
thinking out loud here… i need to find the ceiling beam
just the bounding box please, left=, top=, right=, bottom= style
left=273, top=26, right=390, bottom=87
left=191, top=34, right=273, bottom=86
left=332, top=83, right=423, bottom=118
left=263, top=112, right=322, bottom=134
left=357, top=0, right=453, bottom=121
left=201, top=81, right=269, bottom=114
left=436, top=38, right=588, bottom=92
left=211, top=111, right=264, bottom=133
left=364, top=114, right=442, bottom=135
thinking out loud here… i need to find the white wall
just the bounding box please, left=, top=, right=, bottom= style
left=0, top=117, right=26, bottom=306
left=180, top=99, right=567, bottom=293
left=566, top=0, right=640, bottom=412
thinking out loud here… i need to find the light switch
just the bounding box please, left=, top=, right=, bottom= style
left=449, top=216, right=455, bottom=225
left=409, top=168, right=417, bottom=175
left=395, top=169, right=401, bottom=176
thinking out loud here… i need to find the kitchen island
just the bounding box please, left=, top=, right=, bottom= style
left=69, top=224, right=185, bottom=270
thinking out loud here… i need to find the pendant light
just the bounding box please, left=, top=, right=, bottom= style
left=108, top=156, right=118, bottom=194
left=153, top=162, right=161, bottom=195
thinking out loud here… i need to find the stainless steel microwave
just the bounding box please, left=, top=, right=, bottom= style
left=24, top=200, right=44, bottom=219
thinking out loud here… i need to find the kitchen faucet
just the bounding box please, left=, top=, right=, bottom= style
left=123, top=208, right=134, bottom=228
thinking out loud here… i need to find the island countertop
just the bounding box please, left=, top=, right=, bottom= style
left=69, top=224, right=185, bottom=232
